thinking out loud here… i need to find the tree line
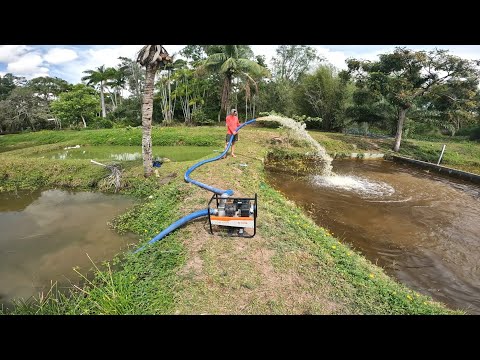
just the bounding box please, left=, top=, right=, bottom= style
left=1, top=45, right=479, bottom=152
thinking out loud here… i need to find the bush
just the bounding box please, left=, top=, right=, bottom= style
left=91, top=118, right=114, bottom=129
left=469, top=126, right=480, bottom=141
left=292, top=114, right=323, bottom=129
left=456, top=125, right=480, bottom=139
left=192, top=109, right=215, bottom=126
left=406, top=121, right=443, bottom=138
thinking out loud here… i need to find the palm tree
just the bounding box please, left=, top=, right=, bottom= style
left=81, top=65, right=114, bottom=118
left=106, top=67, right=127, bottom=110
left=137, top=45, right=172, bottom=177
left=200, top=45, right=270, bottom=121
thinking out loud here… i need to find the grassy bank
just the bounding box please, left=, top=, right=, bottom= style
left=309, top=131, right=480, bottom=175
left=0, top=126, right=461, bottom=314
left=0, top=126, right=224, bottom=153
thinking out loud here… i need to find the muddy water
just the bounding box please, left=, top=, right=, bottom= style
left=266, top=160, right=480, bottom=314
left=0, top=189, right=136, bottom=308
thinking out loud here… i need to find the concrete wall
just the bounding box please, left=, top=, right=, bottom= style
left=333, top=152, right=385, bottom=160
left=389, top=155, right=480, bottom=184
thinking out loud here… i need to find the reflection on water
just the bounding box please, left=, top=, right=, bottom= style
left=0, top=189, right=137, bottom=308
left=267, top=159, right=480, bottom=314
left=35, top=145, right=218, bottom=162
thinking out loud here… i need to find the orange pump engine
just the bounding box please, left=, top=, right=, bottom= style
left=208, top=193, right=257, bottom=237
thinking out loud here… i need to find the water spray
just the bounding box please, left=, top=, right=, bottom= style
left=257, top=115, right=334, bottom=176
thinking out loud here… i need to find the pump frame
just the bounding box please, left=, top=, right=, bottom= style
left=208, top=193, right=257, bottom=237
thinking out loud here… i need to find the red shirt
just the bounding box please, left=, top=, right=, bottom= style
left=226, top=114, right=240, bottom=135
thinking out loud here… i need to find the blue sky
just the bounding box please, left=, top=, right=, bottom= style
left=1, top=45, right=480, bottom=84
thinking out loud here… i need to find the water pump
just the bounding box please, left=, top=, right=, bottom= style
left=208, top=193, right=257, bottom=237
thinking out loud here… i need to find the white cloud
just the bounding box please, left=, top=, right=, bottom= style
left=7, top=53, right=49, bottom=77
left=60, top=45, right=187, bottom=84
left=0, top=45, right=31, bottom=62
left=251, top=45, right=349, bottom=71
left=3, top=45, right=480, bottom=84
left=315, top=46, right=349, bottom=70
left=58, top=45, right=141, bottom=84
left=44, top=48, right=78, bottom=64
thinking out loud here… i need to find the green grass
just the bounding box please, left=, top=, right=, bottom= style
left=309, top=131, right=480, bottom=175
left=0, top=126, right=225, bottom=152
left=0, top=126, right=462, bottom=314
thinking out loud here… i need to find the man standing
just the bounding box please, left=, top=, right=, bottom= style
left=223, top=108, right=240, bottom=158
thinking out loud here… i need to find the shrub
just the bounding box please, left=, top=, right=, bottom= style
left=469, top=126, right=480, bottom=141
left=91, top=118, right=114, bottom=129
left=192, top=109, right=215, bottom=126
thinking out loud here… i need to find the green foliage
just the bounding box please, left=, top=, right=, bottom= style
left=51, top=84, right=100, bottom=128
left=469, top=126, right=480, bottom=141
left=347, top=47, right=480, bottom=151
left=0, top=87, right=51, bottom=133
left=0, top=73, right=25, bottom=101
left=117, top=56, right=145, bottom=101
left=0, top=127, right=225, bottom=150
left=27, top=76, right=72, bottom=105
left=107, top=97, right=142, bottom=126
left=272, top=45, right=320, bottom=82
left=456, top=125, right=478, bottom=136
left=294, top=65, right=353, bottom=130
left=292, top=114, right=323, bottom=129
left=90, top=118, right=114, bottom=129
left=200, top=45, right=270, bottom=112
left=405, top=120, right=444, bottom=138
left=257, top=80, right=296, bottom=117
left=346, top=88, right=397, bottom=133
left=191, top=108, right=214, bottom=125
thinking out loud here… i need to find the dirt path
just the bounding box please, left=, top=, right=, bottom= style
left=172, top=150, right=342, bottom=314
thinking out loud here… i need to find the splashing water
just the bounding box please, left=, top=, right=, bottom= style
left=258, top=115, right=334, bottom=176
left=258, top=115, right=397, bottom=199
left=312, top=174, right=395, bottom=199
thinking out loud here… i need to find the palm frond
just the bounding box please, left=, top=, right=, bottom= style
left=224, top=45, right=238, bottom=59
left=240, top=71, right=259, bottom=93
left=204, top=53, right=228, bottom=66
left=220, top=57, right=237, bottom=74
left=237, top=59, right=270, bottom=77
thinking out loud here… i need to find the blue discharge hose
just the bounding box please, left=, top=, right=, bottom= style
left=134, top=118, right=256, bottom=253
left=184, top=119, right=257, bottom=196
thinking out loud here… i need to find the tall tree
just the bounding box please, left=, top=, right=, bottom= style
left=51, top=84, right=99, bottom=128
left=27, top=76, right=71, bottom=105
left=200, top=45, right=269, bottom=121
left=118, top=56, right=145, bottom=102
left=137, top=45, right=172, bottom=178
left=420, top=77, right=479, bottom=135
left=272, top=45, right=320, bottom=82
left=345, top=87, right=397, bottom=133
left=2, top=87, right=50, bottom=132
left=105, top=68, right=127, bottom=110
left=180, top=45, right=207, bottom=64
left=82, top=65, right=115, bottom=118
left=156, top=58, right=185, bottom=125
left=0, top=73, right=25, bottom=101
left=345, top=47, right=479, bottom=151
left=295, top=65, right=354, bottom=131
